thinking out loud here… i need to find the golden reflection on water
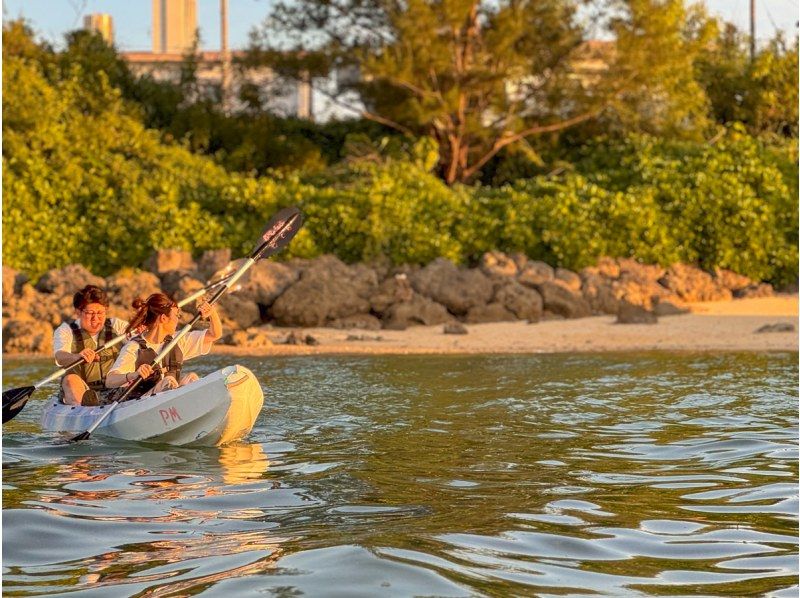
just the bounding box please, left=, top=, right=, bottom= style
left=218, top=442, right=270, bottom=485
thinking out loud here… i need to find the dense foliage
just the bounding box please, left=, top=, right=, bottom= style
left=2, top=21, right=797, bottom=286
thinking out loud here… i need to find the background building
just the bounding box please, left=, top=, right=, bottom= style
left=152, top=0, right=197, bottom=54
left=107, top=0, right=314, bottom=119
left=82, top=13, right=114, bottom=45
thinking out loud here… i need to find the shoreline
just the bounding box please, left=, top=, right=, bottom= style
left=218, top=294, right=799, bottom=355
left=3, top=295, right=797, bottom=360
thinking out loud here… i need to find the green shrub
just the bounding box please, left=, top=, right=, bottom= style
left=3, top=36, right=796, bottom=287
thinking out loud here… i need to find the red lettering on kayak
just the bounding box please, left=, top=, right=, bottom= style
left=159, top=408, right=182, bottom=426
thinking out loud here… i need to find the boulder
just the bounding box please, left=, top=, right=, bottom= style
left=35, top=264, right=105, bottom=295
left=283, top=331, right=319, bottom=346
left=382, top=295, right=453, bottom=330
left=330, top=314, right=382, bottom=330
left=580, top=257, right=621, bottom=281
left=197, top=248, right=232, bottom=279
left=224, top=260, right=299, bottom=307
left=410, top=258, right=493, bottom=315
left=554, top=268, right=581, bottom=292
left=143, top=249, right=196, bottom=275
left=617, top=258, right=665, bottom=285
left=612, top=279, right=677, bottom=311
left=2, top=266, right=27, bottom=304
left=734, top=283, right=774, bottom=299
left=616, top=302, right=658, bottom=324
left=217, top=294, right=262, bottom=330
left=228, top=327, right=273, bottom=348
left=480, top=251, right=518, bottom=278
left=105, top=269, right=162, bottom=312
left=5, top=283, right=65, bottom=327
left=160, top=270, right=205, bottom=301
left=270, top=256, right=377, bottom=327
left=755, top=322, right=795, bottom=333
left=536, top=281, right=591, bottom=319
left=444, top=322, right=468, bottom=335
left=653, top=296, right=690, bottom=316
left=493, top=281, right=543, bottom=322
left=713, top=267, right=753, bottom=293
left=509, top=253, right=529, bottom=272
left=596, top=256, right=621, bottom=279
left=581, top=272, right=620, bottom=315
left=370, top=274, right=415, bottom=315
left=465, top=302, right=516, bottom=323
left=518, top=261, right=554, bottom=287
left=3, top=318, right=54, bottom=354
left=659, top=264, right=732, bottom=302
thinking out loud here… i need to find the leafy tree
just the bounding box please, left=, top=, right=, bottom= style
left=253, top=0, right=594, bottom=184
left=602, top=0, right=716, bottom=137
left=251, top=0, right=722, bottom=183
left=696, top=25, right=798, bottom=136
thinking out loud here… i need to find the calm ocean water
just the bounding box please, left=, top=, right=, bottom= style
left=2, top=352, right=798, bottom=596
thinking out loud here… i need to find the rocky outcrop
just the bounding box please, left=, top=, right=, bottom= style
left=616, top=302, right=658, bottom=324
left=3, top=318, right=54, bottom=353
left=480, top=251, right=519, bottom=278
left=659, top=263, right=732, bottom=302
left=105, top=270, right=162, bottom=312
left=465, top=302, right=516, bottom=324
left=270, top=255, right=377, bottom=327
left=35, top=264, right=105, bottom=296
left=383, top=294, right=454, bottom=330
left=410, top=258, right=494, bottom=315
left=518, top=261, right=554, bottom=287
left=142, top=249, right=196, bottom=275
left=535, top=281, right=591, bottom=319
left=493, top=281, right=543, bottom=322
left=3, top=266, right=27, bottom=304
left=1, top=251, right=780, bottom=354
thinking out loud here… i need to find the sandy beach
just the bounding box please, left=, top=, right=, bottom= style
left=212, top=294, right=799, bottom=356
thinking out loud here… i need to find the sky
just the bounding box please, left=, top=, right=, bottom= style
left=2, top=0, right=798, bottom=53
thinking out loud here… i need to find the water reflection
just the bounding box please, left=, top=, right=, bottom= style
left=3, top=352, right=798, bottom=596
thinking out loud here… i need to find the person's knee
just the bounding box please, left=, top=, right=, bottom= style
left=62, top=375, right=87, bottom=404
left=180, top=373, right=199, bottom=386
left=162, top=376, right=179, bottom=389
left=62, top=374, right=84, bottom=388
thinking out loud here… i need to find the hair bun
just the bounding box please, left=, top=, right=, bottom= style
left=131, top=298, right=146, bottom=309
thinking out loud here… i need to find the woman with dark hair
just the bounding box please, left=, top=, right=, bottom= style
left=53, top=285, right=129, bottom=406
left=105, top=292, right=222, bottom=398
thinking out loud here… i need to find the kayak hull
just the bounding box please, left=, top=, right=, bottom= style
left=40, top=365, right=264, bottom=446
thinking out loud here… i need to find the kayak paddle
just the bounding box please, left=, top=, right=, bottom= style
left=69, top=206, right=303, bottom=442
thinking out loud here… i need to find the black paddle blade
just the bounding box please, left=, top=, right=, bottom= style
left=257, top=207, right=304, bottom=258
left=2, top=386, right=35, bottom=423
left=70, top=430, right=91, bottom=442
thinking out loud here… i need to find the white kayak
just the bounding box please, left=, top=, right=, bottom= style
left=40, top=365, right=264, bottom=446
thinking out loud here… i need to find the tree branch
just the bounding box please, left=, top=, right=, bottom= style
left=462, top=110, right=598, bottom=181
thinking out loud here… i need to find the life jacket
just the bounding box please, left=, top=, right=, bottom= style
left=130, top=335, right=183, bottom=397
left=69, top=320, right=119, bottom=391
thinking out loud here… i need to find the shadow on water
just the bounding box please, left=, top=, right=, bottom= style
left=2, top=351, right=798, bottom=596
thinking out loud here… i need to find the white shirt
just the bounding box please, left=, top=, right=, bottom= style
left=53, top=318, right=129, bottom=362
left=108, top=330, right=210, bottom=376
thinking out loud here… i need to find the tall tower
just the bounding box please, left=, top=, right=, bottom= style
left=152, top=0, right=197, bottom=54
left=83, top=13, right=114, bottom=45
